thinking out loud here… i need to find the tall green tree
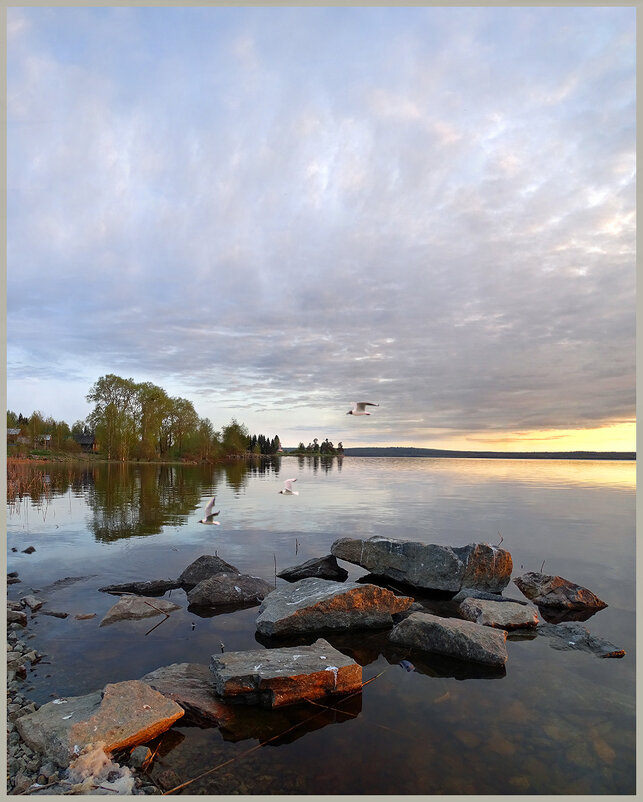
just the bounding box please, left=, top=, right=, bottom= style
left=86, top=374, right=138, bottom=460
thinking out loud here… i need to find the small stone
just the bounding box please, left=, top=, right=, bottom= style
left=22, top=546, right=36, bottom=554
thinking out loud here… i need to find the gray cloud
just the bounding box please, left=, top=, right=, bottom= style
left=7, top=6, right=635, bottom=445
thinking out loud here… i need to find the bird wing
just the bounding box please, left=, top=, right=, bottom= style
left=284, top=479, right=297, bottom=490
left=356, top=402, right=378, bottom=411
left=203, top=497, right=215, bottom=517
left=206, top=514, right=220, bottom=523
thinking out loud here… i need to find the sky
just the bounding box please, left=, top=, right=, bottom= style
left=6, top=5, right=636, bottom=451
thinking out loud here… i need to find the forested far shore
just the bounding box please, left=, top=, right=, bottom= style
left=340, top=446, right=635, bottom=460
left=7, top=374, right=282, bottom=463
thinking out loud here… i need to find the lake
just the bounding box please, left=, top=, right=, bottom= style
left=6, top=456, right=636, bottom=794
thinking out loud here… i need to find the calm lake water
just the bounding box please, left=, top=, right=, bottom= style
left=6, top=457, right=636, bottom=794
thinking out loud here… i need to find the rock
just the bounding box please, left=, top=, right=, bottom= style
left=451, top=587, right=527, bottom=605
left=127, top=745, right=153, bottom=770
left=256, top=577, right=413, bottom=638
left=210, top=638, right=362, bottom=707
left=141, top=663, right=233, bottom=724
left=16, top=680, right=184, bottom=768
left=38, top=576, right=96, bottom=593
left=22, top=546, right=36, bottom=554
left=177, top=555, right=240, bottom=589
left=21, top=595, right=44, bottom=612
left=278, top=555, right=349, bottom=582
left=389, top=611, right=508, bottom=667
left=74, top=613, right=96, bottom=620
left=100, top=596, right=182, bottom=626
left=98, top=579, right=180, bottom=596
left=537, top=621, right=625, bottom=658
left=460, top=543, right=514, bottom=592
left=458, top=598, right=539, bottom=629
left=187, top=573, right=273, bottom=608
left=7, top=610, right=28, bottom=627
left=40, top=610, right=69, bottom=619
left=7, top=576, right=21, bottom=585
left=514, top=572, right=607, bottom=611
left=331, top=536, right=512, bottom=593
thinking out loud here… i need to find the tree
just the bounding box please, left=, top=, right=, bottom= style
left=86, top=374, right=138, bottom=460
left=221, top=419, right=250, bottom=456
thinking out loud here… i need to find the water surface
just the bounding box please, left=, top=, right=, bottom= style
left=7, top=457, right=635, bottom=794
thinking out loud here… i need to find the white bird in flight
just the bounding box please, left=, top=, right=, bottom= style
left=198, top=496, right=221, bottom=525
left=279, top=479, right=299, bottom=495
left=347, top=401, right=379, bottom=416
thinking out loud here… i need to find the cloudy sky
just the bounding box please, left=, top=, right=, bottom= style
left=7, top=5, right=635, bottom=451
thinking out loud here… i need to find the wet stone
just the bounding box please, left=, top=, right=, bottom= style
left=210, top=638, right=363, bottom=707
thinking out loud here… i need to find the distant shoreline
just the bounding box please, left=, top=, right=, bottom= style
left=286, top=447, right=635, bottom=461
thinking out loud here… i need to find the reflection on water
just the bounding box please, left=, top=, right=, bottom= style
left=5, top=457, right=636, bottom=795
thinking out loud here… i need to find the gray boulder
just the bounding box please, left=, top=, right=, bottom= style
left=16, top=680, right=184, bottom=768
left=210, top=638, right=362, bottom=707
left=256, top=577, right=413, bottom=638
left=537, top=621, right=625, bottom=658
left=458, top=597, right=539, bottom=629
left=98, top=579, right=180, bottom=596
left=177, top=555, right=240, bottom=589
left=187, top=573, right=273, bottom=608
left=389, top=611, right=508, bottom=667
left=514, top=572, right=607, bottom=610
left=278, top=555, right=349, bottom=582
left=99, top=595, right=182, bottom=626
left=331, top=536, right=512, bottom=593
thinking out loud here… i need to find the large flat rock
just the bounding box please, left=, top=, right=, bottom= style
left=210, top=638, right=362, bottom=707
left=16, top=680, right=184, bottom=768
left=256, top=577, right=413, bottom=638
left=513, top=571, right=607, bottom=610
left=458, top=597, right=539, bottom=629
left=99, top=595, right=182, bottom=626
left=331, top=536, right=512, bottom=593
left=389, top=611, right=508, bottom=667
left=187, top=573, right=273, bottom=608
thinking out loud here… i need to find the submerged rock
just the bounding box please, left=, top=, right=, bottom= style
left=141, top=663, right=234, bottom=724
left=458, top=598, right=539, bottom=629
left=389, top=611, right=508, bottom=667
left=537, top=621, right=625, bottom=658
left=99, top=595, right=182, bottom=626
left=16, top=680, right=184, bottom=768
left=210, top=638, right=362, bottom=707
left=186, top=573, right=273, bottom=608
left=331, top=536, right=512, bottom=593
left=177, top=555, right=240, bottom=589
left=513, top=572, right=607, bottom=611
left=256, top=577, right=414, bottom=638
left=278, top=555, right=349, bottom=583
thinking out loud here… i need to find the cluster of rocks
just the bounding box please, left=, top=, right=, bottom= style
left=7, top=535, right=624, bottom=794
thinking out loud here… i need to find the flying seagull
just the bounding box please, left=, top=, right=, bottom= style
left=347, top=402, right=379, bottom=416
left=279, top=479, right=299, bottom=495
left=198, top=496, right=221, bottom=525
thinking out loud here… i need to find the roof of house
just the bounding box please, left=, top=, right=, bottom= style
left=7, top=428, right=21, bottom=435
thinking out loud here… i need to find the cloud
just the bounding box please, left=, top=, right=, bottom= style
left=7, top=6, right=635, bottom=446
